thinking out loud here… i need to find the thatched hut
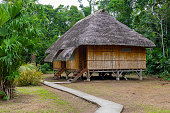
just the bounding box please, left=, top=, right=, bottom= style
left=44, top=9, right=155, bottom=82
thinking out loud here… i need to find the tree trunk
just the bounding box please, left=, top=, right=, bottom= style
left=31, top=53, right=36, bottom=65
left=160, top=19, right=165, bottom=57
left=0, top=79, right=15, bottom=100
left=160, top=18, right=165, bottom=72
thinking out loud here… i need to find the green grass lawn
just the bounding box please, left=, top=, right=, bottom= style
left=0, top=86, right=94, bottom=113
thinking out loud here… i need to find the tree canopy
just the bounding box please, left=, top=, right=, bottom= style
left=0, top=0, right=169, bottom=100
left=0, top=0, right=84, bottom=100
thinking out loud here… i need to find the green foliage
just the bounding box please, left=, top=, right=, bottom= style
left=68, top=6, right=84, bottom=27
left=106, top=0, right=133, bottom=27
left=146, top=52, right=170, bottom=80
left=0, top=0, right=84, bottom=99
left=146, top=49, right=169, bottom=74
left=160, top=70, right=170, bottom=81
left=40, top=63, right=51, bottom=74
left=0, top=0, right=42, bottom=99
left=0, top=0, right=22, bottom=27
left=0, top=91, right=7, bottom=100
left=132, top=0, right=170, bottom=79
left=97, top=0, right=110, bottom=9
left=31, top=4, right=84, bottom=64
left=16, top=64, right=42, bottom=86
left=78, top=0, right=92, bottom=16
left=79, top=5, right=91, bottom=16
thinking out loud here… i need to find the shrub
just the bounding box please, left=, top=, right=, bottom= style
left=0, top=91, right=5, bottom=100
left=40, top=63, right=51, bottom=74
left=15, top=64, right=43, bottom=86
left=160, top=70, right=170, bottom=81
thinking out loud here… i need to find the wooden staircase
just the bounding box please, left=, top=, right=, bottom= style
left=67, top=68, right=87, bottom=83
left=54, top=68, right=66, bottom=78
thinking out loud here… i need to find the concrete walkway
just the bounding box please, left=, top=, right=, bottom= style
left=43, top=81, right=123, bottom=113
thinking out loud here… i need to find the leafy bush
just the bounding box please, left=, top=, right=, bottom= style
left=160, top=70, right=170, bottom=81
left=40, top=63, right=50, bottom=73
left=0, top=91, right=5, bottom=100
left=146, top=48, right=170, bottom=80
left=40, top=63, right=53, bottom=74
left=15, top=64, right=42, bottom=86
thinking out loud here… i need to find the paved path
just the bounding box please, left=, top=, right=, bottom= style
left=43, top=81, right=123, bottom=113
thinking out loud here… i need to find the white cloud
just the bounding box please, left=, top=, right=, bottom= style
left=37, top=0, right=89, bottom=8
left=0, top=0, right=89, bottom=9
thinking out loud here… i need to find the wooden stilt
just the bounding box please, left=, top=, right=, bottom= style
left=138, top=69, right=143, bottom=80
left=66, top=75, right=68, bottom=79
left=53, top=70, right=58, bottom=79
left=122, top=75, right=127, bottom=80
left=122, top=72, right=127, bottom=80
left=65, top=71, right=71, bottom=80
left=86, top=70, right=91, bottom=81
left=116, top=71, right=120, bottom=81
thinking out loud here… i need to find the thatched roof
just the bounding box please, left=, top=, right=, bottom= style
left=44, top=9, right=155, bottom=62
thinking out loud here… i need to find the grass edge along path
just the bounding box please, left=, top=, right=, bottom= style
left=43, top=81, right=123, bottom=113
left=0, top=86, right=83, bottom=113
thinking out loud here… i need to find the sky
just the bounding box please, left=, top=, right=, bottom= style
left=0, top=0, right=89, bottom=8
left=37, top=0, right=89, bottom=8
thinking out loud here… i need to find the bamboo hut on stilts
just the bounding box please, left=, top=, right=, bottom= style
left=44, top=9, right=155, bottom=82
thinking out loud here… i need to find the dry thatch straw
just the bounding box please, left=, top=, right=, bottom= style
left=45, top=9, right=155, bottom=62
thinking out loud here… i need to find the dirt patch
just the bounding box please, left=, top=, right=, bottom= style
left=43, top=74, right=170, bottom=113
left=0, top=85, right=97, bottom=113
left=63, top=80, right=170, bottom=113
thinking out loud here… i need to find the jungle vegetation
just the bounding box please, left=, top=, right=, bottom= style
left=0, top=0, right=169, bottom=100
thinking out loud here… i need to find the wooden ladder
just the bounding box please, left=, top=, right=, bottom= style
left=54, top=68, right=66, bottom=77
left=67, top=68, right=87, bottom=83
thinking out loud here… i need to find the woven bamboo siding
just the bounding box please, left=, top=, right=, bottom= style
left=53, top=50, right=63, bottom=69
left=87, top=45, right=146, bottom=70
left=66, top=48, right=79, bottom=70
left=53, top=60, right=61, bottom=69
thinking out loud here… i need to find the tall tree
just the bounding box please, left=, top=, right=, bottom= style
left=68, top=6, right=84, bottom=27
left=78, top=0, right=97, bottom=15
left=0, top=0, right=41, bottom=100
left=133, top=0, right=169, bottom=74
left=34, top=5, right=84, bottom=65
left=79, top=5, right=91, bottom=16
left=106, top=0, right=133, bottom=27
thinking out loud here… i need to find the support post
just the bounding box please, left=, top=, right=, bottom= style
left=86, top=70, right=91, bottom=81
left=53, top=70, right=57, bottom=79
left=122, top=72, right=127, bottom=80
left=65, top=71, right=70, bottom=80
left=116, top=71, right=120, bottom=81
left=138, top=69, right=143, bottom=80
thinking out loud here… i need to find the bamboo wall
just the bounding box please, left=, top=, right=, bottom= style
left=53, top=50, right=63, bottom=69
left=53, top=60, right=61, bottom=69
left=66, top=48, right=79, bottom=70
left=87, top=45, right=146, bottom=70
